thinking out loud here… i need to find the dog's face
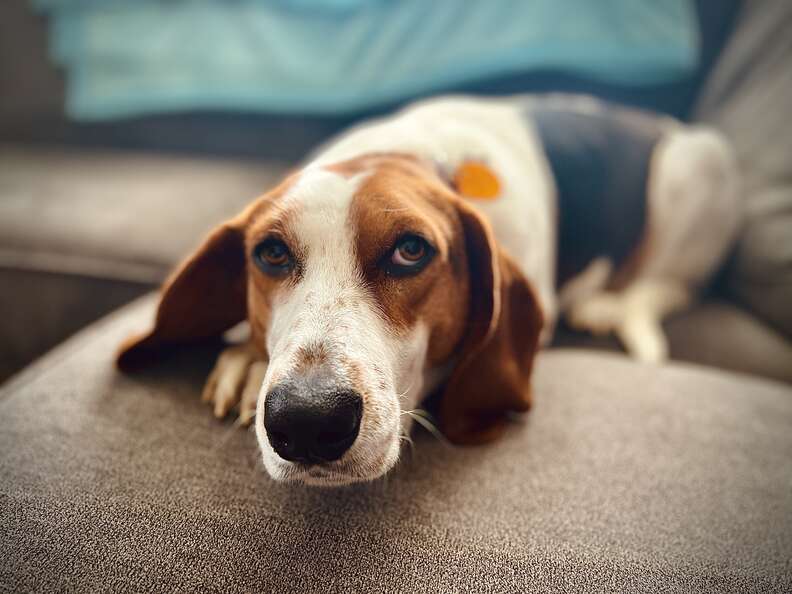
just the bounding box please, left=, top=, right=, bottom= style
left=118, top=154, right=543, bottom=486
left=246, top=158, right=472, bottom=484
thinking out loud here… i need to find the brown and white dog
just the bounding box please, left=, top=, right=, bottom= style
left=118, top=95, right=740, bottom=486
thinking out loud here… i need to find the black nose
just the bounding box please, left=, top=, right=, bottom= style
left=264, top=385, right=363, bottom=464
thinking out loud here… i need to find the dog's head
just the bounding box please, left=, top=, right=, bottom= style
left=118, top=154, right=543, bottom=485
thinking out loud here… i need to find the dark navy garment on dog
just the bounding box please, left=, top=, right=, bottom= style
left=527, top=99, right=670, bottom=285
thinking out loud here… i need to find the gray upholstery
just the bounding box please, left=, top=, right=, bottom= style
left=694, top=0, right=792, bottom=338
left=2, top=295, right=791, bottom=592
left=0, top=145, right=288, bottom=282
left=554, top=300, right=792, bottom=385
left=0, top=268, right=146, bottom=381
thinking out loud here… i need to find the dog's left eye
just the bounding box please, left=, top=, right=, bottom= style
left=253, top=237, right=293, bottom=276
left=386, top=234, right=434, bottom=276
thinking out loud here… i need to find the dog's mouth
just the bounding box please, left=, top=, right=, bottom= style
left=293, top=462, right=371, bottom=486
left=260, top=424, right=402, bottom=486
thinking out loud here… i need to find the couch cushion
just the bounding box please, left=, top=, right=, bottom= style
left=693, top=0, right=792, bottom=338
left=0, top=268, right=147, bottom=382
left=0, top=145, right=288, bottom=283
left=2, top=295, right=791, bottom=592
left=554, top=300, right=792, bottom=385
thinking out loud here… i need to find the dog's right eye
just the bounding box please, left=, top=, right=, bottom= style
left=253, top=238, right=293, bottom=276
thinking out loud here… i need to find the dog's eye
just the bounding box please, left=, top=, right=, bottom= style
left=253, top=238, right=293, bottom=276
left=392, top=236, right=426, bottom=265
left=386, top=234, right=434, bottom=276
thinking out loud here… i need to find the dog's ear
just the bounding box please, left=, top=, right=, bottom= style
left=116, top=216, right=248, bottom=372
left=439, top=200, right=544, bottom=444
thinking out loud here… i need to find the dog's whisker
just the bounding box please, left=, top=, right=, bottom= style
left=402, top=410, right=452, bottom=447
left=398, top=432, right=414, bottom=445
left=408, top=408, right=435, bottom=421
left=396, top=381, right=415, bottom=401
left=213, top=422, right=242, bottom=452
left=398, top=432, right=416, bottom=462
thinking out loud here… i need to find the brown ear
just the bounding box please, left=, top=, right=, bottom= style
left=116, top=219, right=248, bottom=372
left=439, top=201, right=544, bottom=444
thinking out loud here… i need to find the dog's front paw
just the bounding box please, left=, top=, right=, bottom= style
left=202, top=343, right=268, bottom=425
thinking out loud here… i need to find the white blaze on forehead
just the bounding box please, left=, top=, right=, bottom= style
left=265, top=166, right=393, bottom=364
left=281, top=165, right=363, bottom=240
left=287, top=165, right=365, bottom=284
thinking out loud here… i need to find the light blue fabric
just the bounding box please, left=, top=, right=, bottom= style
left=34, top=0, right=699, bottom=121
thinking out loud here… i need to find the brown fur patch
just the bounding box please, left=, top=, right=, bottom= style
left=338, top=155, right=544, bottom=444
left=340, top=155, right=472, bottom=366
left=294, top=343, right=329, bottom=371
left=242, top=173, right=305, bottom=354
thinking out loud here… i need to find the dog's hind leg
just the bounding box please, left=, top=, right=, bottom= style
left=565, top=126, right=740, bottom=363
left=567, top=279, right=690, bottom=363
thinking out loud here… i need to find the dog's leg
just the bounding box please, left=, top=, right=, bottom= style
left=566, top=126, right=740, bottom=363
left=634, top=127, right=742, bottom=285
left=567, top=279, right=690, bottom=363
left=202, top=342, right=268, bottom=425
left=238, top=361, right=267, bottom=425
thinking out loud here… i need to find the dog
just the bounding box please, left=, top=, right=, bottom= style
left=117, top=94, right=741, bottom=486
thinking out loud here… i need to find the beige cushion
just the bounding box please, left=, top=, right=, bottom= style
left=0, top=145, right=288, bottom=283
left=2, top=295, right=791, bottom=592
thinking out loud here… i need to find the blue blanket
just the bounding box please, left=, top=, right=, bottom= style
left=34, top=0, right=699, bottom=121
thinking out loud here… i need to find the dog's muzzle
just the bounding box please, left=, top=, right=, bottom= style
left=263, top=383, right=363, bottom=464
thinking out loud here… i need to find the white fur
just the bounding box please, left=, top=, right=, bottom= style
left=248, top=168, right=429, bottom=485
left=201, top=341, right=260, bottom=421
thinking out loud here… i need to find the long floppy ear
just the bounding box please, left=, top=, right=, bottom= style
left=116, top=218, right=248, bottom=372
left=439, top=201, right=544, bottom=444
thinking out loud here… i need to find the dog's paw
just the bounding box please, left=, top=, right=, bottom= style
left=616, top=281, right=690, bottom=364
left=202, top=343, right=267, bottom=425
left=565, top=280, right=690, bottom=364
left=618, top=314, right=669, bottom=364
left=566, top=292, right=623, bottom=337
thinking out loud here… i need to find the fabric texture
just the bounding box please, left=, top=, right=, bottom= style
left=693, top=0, right=792, bottom=338
left=0, top=268, right=146, bottom=382
left=2, top=295, right=791, bottom=592
left=0, top=145, right=288, bottom=282
left=33, top=0, right=699, bottom=120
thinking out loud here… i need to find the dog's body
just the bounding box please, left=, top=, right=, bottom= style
left=119, top=95, right=740, bottom=486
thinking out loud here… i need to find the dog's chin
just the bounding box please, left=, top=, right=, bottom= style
left=258, top=433, right=402, bottom=487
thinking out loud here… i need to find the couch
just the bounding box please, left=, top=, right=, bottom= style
left=2, top=296, right=791, bottom=592
left=2, top=0, right=792, bottom=591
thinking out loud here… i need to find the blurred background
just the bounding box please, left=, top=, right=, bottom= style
left=1, top=0, right=790, bottom=383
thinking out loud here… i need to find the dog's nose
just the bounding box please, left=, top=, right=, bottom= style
left=264, top=385, right=362, bottom=464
